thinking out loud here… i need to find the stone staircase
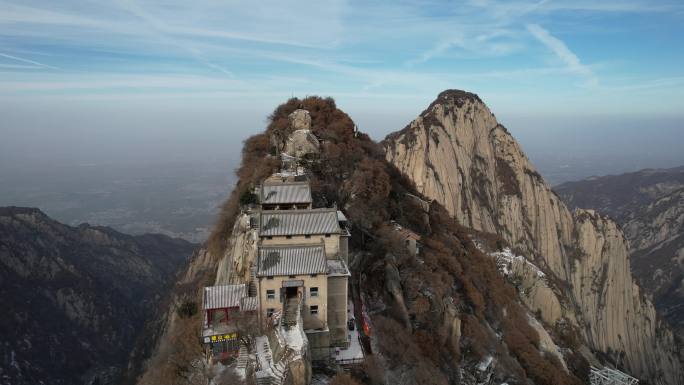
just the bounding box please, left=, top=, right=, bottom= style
left=248, top=266, right=257, bottom=297
left=253, top=301, right=309, bottom=385
left=282, top=298, right=298, bottom=327
left=255, top=336, right=286, bottom=385
left=237, top=343, right=249, bottom=370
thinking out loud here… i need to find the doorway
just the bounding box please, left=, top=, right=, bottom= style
left=285, top=286, right=299, bottom=299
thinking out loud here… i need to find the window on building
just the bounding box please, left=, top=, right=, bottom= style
left=289, top=275, right=296, bottom=278
left=266, top=236, right=273, bottom=240
left=310, top=305, right=318, bottom=315
left=305, top=234, right=311, bottom=239
left=310, top=274, right=318, bottom=278
left=267, top=276, right=274, bottom=280
left=267, top=289, right=275, bottom=300
left=325, top=233, right=331, bottom=238
left=286, top=235, right=292, bottom=239
left=267, top=308, right=275, bottom=317
left=310, top=287, right=318, bottom=297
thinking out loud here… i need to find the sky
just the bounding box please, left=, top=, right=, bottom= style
left=1, top=0, right=683, bottom=177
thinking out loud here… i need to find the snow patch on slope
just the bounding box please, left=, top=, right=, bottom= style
left=490, top=248, right=545, bottom=279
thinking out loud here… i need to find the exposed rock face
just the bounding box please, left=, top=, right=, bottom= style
left=289, top=109, right=312, bottom=131
left=492, top=248, right=564, bottom=327
left=383, top=90, right=683, bottom=385
left=556, top=167, right=684, bottom=336
left=214, top=213, right=257, bottom=285
left=0, top=207, right=195, bottom=385
left=284, top=129, right=320, bottom=159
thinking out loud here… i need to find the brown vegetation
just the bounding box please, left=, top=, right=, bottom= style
left=329, top=372, right=362, bottom=385
left=139, top=315, right=209, bottom=385
left=182, top=96, right=584, bottom=385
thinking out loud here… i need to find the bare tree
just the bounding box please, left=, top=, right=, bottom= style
left=233, top=310, right=259, bottom=348
left=139, top=315, right=212, bottom=385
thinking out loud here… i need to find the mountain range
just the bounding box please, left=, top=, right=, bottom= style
left=0, top=207, right=196, bottom=385
left=556, top=166, right=684, bottom=339
left=141, top=91, right=683, bottom=385
left=3, top=90, right=680, bottom=385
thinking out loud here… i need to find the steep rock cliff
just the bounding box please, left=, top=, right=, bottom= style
left=384, top=90, right=682, bottom=384
left=556, top=167, right=684, bottom=337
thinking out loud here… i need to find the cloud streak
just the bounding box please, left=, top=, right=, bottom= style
left=0, top=52, right=59, bottom=70
left=526, top=24, right=597, bottom=86
left=0, top=0, right=681, bottom=115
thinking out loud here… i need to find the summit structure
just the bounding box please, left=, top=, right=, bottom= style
left=200, top=108, right=358, bottom=384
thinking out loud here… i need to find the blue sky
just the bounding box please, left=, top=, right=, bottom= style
left=1, top=0, right=683, bottom=174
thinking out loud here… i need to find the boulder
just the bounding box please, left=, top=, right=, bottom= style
left=289, top=109, right=311, bottom=131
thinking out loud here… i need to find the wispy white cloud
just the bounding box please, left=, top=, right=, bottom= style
left=407, top=38, right=464, bottom=66
left=469, top=0, right=681, bottom=16
left=0, top=73, right=248, bottom=92
left=0, top=52, right=59, bottom=70
left=407, top=29, right=522, bottom=66
left=526, top=24, right=597, bottom=86
left=0, top=0, right=681, bottom=114
left=110, top=0, right=235, bottom=77
left=601, top=76, right=684, bottom=91
left=0, top=1, right=343, bottom=48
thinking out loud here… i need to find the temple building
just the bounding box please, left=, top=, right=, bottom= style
left=258, top=178, right=312, bottom=211
left=254, top=175, right=351, bottom=358
left=201, top=284, right=257, bottom=361
left=258, top=208, right=349, bottom=260
left=202, top=109, right=362, bottom=382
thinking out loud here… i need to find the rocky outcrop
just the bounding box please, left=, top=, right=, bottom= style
left=284, top=129, right=320, bottom=159
left=289, top=109, right=312, bottom=131
left=491, top=248, right=564, bottom=326
left=214, top=213, right=257, bottom=285
left=0, top=207, right=195, bottom=385
left=556, top=167, right=684, bottom=336
left=383, top=90, right=683, bottom=385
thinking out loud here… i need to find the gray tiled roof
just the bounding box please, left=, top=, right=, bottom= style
left=260, top=182, right=312, bottom=204
left=259, top=209, right=340, bottom=236
left=203, top=284, right=246, bottom=310
left=240, top=296, right=259, bottom=311
left=257, top=245, right=327, bottom=277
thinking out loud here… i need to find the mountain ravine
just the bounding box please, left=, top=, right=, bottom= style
left=0, top=207, right=196, bottom=385
left=555, top=166, right=684, bottom=338
left=383, top=90, right=683, bottom=385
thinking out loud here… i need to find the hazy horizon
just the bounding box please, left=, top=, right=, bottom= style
left=2, top=94, right=682, bottom=181
left=1, top=0, right=683, bottom=237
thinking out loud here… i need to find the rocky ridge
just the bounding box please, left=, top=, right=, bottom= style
left=141, top=96, right=592, bottom=385
left=556, top=167, right=684, bottom=337
left=140, top=92, right=678, bottom=385
left=384, top=90, right=683, bottom=384
left=0, top=207, right=195, bottom=385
